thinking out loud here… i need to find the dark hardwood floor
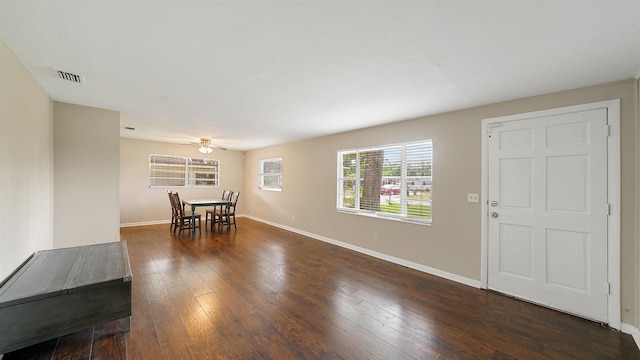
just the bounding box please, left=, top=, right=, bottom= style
left=4, top=218, right=639, bottom=359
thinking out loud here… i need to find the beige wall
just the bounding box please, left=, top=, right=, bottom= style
left=119, top=138, right=245, bottom=226
left=243, top=80, right=639, bottom=326
left=54, top=102, right=120, bottom=248
left=0, top=41, right=54, bottom=281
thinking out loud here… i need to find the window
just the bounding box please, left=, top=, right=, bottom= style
left=259, top=157, right=282, bottom=191
left=149, top=154, right=219, bottom=187
left=337, top=140, right=432, bottom=223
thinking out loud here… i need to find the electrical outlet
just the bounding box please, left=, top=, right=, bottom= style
left=374, top=234, right=379, bottom=241
left=292, top=215, right=296, bottom=221
left=467, top=193, right=479, bottom=203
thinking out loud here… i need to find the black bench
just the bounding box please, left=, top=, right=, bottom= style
left=0, top=242, right=132, bottom=354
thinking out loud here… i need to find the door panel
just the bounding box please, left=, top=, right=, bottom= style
left=500, top=158, right=533, bottom=209
left=487, top=109, right=608, bottom=322
left=547, top=155, right=588, bottom=213
left=545, top=229, right=588, bottom=291
left=499, top=224, right=533, bottom=279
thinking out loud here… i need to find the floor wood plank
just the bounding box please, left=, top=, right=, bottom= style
left=3, top=218, right=639, bottom=359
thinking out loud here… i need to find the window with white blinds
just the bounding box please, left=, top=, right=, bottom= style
left=259, top=157, right=282, bottom=191
left=149, top=155, right=219, bottom=188
left=337, top=140, right=432, bottom=223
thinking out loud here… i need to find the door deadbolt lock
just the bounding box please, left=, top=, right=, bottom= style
left=490, top=212, right=499, bottom=218
left=491, top=201, right=499, bottom=207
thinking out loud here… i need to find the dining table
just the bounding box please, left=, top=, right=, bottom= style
left=182, top=199, right=232, bottom=233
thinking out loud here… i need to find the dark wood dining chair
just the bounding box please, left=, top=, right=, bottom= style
left=168, top=192, right=178, bottom=232
left=206, top=190, right=232, bottom=229
left=212, top=191, right=239, bottom=230
left=171, top=192, right=201, bottom=235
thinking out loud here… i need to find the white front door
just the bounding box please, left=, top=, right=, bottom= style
left=486, top=107, right=610, bottom=322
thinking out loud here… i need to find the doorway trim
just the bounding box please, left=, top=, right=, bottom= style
left=480, top=99, right=621, bottom=329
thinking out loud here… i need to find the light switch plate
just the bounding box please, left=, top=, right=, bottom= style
left=467, top=193, right=479, bottom=203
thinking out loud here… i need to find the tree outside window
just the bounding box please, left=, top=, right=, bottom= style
left=337, top=141, right=432, bottom=223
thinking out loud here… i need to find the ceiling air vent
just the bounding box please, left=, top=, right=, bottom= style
left=56, top=70, right=84, bottom=84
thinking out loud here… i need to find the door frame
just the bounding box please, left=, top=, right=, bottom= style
left=480, top=99, right=621, bottom=329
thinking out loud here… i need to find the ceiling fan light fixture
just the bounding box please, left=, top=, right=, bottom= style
left=198, top=138, right=213, bottom=153
left=199, top=146, right=213, bottom=154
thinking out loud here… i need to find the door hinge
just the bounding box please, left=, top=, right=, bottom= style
left=605, top=125, right=610, bottom=137
left=607, top=282, right=611, bottom=295
left=607, top=203, right=611, bottom=215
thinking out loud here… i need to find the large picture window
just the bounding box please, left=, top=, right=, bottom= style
left=149, top=154, right=219, bottom=188
left=337, top=141, right=432, bottom=223
left=259, top=157, right=282, bottom=191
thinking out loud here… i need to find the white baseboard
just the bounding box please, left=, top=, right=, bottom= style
left=121, top=215, right=250, bottom=228
left=120, top=219, right=171, bottom=228
left=620, top=323, right=640, bottom=350
left=243, top=215, right=480, bottom=289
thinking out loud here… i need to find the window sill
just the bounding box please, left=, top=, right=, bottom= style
left=336, top=209, right=432, bottom=226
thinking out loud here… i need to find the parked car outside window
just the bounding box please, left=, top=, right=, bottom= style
left=380, top=184, right=401, bottom=195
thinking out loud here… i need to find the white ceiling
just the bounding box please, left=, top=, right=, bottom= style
left=1, top=1, right=639, bottom=151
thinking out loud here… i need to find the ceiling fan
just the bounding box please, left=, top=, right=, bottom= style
left=189, top=138, right=227, bottom=153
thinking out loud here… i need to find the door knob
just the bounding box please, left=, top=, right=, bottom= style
left=491, top=201, right=499, bottom=207
left=491, top=212, right=499, bottom=218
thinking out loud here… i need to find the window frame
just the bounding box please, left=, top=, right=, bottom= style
left=258, top=157, right=283, bottom=191
left=149, top=154, right=220, bottom=188
left=336, top=140, right=432, bottom=225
